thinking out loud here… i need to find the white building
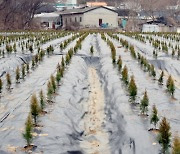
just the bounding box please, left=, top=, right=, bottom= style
left=142, top=24, right=160, bottom=32
left=59, top=6, right=118, bottom=28
left=34, top=13, right=61, bottom=29
left=177, top=27, right=180, bottom=33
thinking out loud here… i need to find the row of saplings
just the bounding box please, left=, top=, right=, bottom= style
left=0, top=32, right=80, bottom=95
left=0, top=50, right=45, bottom=95
left=136, top=51, right=175, bottom=97
left=130, top=33, right=180, bottom=59
left=101, top=33, right=117, bottom=64
left=152, top=37, right=179, bottom=60
left=1, top=32, right=69, bottom=57
left=117, top=35, right=176, bottom=98
left=117, top=56, right=179, bottom=153
left=103, top=34, right=179, bottom=153
left=107, top=33, right=176, bottom=98
left=22, top=33, right=88, bottom=151
left=22, top=56, right=71, bottom=150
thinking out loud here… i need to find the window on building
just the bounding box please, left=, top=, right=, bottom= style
left=80, top=17, right=82, bottom=22
left=65, top=18, right=67, bottom=24
left=70, top=18, right=72, bottom=22
left=75, top=17, right=77, bottom=22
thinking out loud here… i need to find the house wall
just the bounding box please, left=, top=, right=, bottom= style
left=62, top=7, right=118, bottom=28
left=142, top=24, right=160, bottom=32
left=35, top=16, right=61, bottom=29
left=62, top=14, right=84, bottom=27
left=83, top=8, right=118, bottom=28
left=159, top=26, right=171, bottom=32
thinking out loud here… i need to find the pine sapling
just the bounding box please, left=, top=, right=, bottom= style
left=158, top=117, right=171, bottom=153
left=172, top=49, right=175, bottom=58
left=35, top=54, right=39, bottom=64
left=29, top=45, right=33, bottom=53
left=56, top=70, right=61, bottom=85
left=0, top=78, right=2, bottom=93
left=150, top=105, right=159, bottom=129
left=90, top=46, right=94, bottom=55
left=6, top=73, right=11, bottom=90
left=111, top=46, right=116, bottom=63
left=158, top=71, right=164, bottom=85
left=50, top=75, right=56, bottom=93
left=30, top=94, right=40, bottom=126
left=140, top=90, right=149, bottom=115
left=128, top=75, right=137, bottom=102
left=117, top=56, right=122, bottom=72
left=172, top=135, right=180, bottom=154
left=122, top=65, right=129, bottom=85
left=46, top=47, right=50, bottom=55
left=61, top=56, right=65, bottom=67
left=22, top=64, right=25, bottom=79
left=166, top=75, right=171, bottom=89
left=177, top=50, right=180, bottom=60
left=150, top=65, right=156, bottom=78
left=60, top=43, right=63, bottom=50
left=60, top=66, right=64, bottom=77
left=169, top=79, right=175, bottom=96
left=26, top=63, right=29, bottom=73
left=57, top=63, right=61, bottom=71
left=166, top=75, right=175, bottom=96
left=16, top=66, right=20, bottom=83
left=65, top=54, right=70, bottom=65
left=47, top=81, right=53, bottom=99
left=23, top=114, right=33, bottom=147
left=32, top=58, right=35, bottom=68
left=130, top=45, right=136, bottom=59
left=39, top=90, right=45, bottom=111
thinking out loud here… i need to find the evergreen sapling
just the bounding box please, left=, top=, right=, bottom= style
left=128, top=75, right=137, bottom=102
left=16, top=66, right=20, bottom=83
left=158, top=71, right=164, bottom=85
left=30, top=94, right=40, bottom=126
left=122, top=65, right=129, bottom=85
left=6, top=73, right=11, bottom=90
left=158, top=117, right=171, bottom=153
left=22, top=64, right=25, bottom=79
left=150, top=105, right=159, bottom=129
left=172, top=135, right=180, bottom=154
left=0, top=78, right=2, bottom=93
left=23, top=114, right=33, bottom=147
left=140, top=90, right=149, bottom=115
left=39, top=90, right=45, bottom=111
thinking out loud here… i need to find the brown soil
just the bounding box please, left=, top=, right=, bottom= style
left=80, top=67, right=110, bottom=154
left=22, top=145, right=37, bottom=152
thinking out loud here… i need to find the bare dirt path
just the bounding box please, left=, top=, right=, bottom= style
left=80, top=67, right=110, bottom=154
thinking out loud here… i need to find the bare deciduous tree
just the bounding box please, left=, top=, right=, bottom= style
left=0, top=0, right=54, bottom=29
left=140, top=0, right=175, bottom=21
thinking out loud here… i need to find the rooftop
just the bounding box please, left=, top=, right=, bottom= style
left=34, top=12, right=59, bottom=18
left=57, top=6, right=117, bottom=15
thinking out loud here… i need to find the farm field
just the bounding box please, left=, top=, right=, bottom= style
left=0, top=31, right=179, bottom=154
